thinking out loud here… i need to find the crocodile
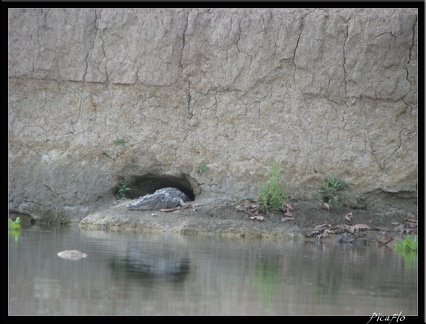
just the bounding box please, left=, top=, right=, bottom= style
left=126, top=187, right=190, bottom=210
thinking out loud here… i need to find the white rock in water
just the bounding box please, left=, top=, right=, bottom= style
left=57, top=250, right=88, bottom=260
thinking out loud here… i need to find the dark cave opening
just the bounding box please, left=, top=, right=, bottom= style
left=122, top=173, right=198, bottom=201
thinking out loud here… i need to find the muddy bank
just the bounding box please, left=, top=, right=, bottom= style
left=78, top=197, right=417, bottom=245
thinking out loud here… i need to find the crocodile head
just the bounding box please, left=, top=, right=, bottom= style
left=127, top=193, right=181, bottom=210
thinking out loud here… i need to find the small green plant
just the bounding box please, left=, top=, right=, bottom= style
left=257, top=161, right=288, bottom=213
left=196, top=162, right=209, bottom=175
left=113, top=137, right=126, bottom=145
left=394, top=235, right=417, bottom=252
left=116, top=181, right=130, bottom=200
left=394, top=235, right=417, bottom=265
left=317, top=175, right=349, bottom=207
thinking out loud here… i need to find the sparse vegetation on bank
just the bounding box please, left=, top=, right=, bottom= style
left=116, top=180, right=130, bottom=200
left=196, top=162, right=209, bottom=175
left=394, top=234, right=417, bottom=265
left=394, top=234, right=417, bottom=252
left=257, top=161, right=288, bottom=213
left=113, top=137, right=126, bottom=145
left=317, top=175, right=351, bottom=207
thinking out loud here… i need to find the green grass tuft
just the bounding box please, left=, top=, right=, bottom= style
left=257, top=161, right=288, bottom=213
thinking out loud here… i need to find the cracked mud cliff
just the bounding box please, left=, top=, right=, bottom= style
left=8, top=8, right=417, bottom=224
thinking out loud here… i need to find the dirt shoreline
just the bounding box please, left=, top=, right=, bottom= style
left=77, top=197, right=417, bottom=245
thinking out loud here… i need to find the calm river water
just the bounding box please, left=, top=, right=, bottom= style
left=8, top=223, right=417, bottom=316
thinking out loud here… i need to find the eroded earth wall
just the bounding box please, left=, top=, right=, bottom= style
left=8, top=8, right=417, bottom=221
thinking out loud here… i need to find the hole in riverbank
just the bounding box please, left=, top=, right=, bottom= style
left=124, top=173, right=198, bottom=201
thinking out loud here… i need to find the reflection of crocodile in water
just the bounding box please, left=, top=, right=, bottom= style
left=127, top=187, right=190, bottom=210
left=110, top=246, right=191, bottom=283
left=124, top=247, right=191, bottom=281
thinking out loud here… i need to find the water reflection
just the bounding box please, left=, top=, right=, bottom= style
left=253, top=255, right=282, bottom=309
left=9, top=229, right=21, bottom=241
left=111, top=244, right=191, bottom=283
left=8, top=224, right=417, bottom=316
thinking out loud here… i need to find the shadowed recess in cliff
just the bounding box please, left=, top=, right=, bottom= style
left=122, top=173, right=198, bottom=201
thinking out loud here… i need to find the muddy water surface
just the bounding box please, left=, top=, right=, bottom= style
left=8, top=224, right=417, bottom=316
